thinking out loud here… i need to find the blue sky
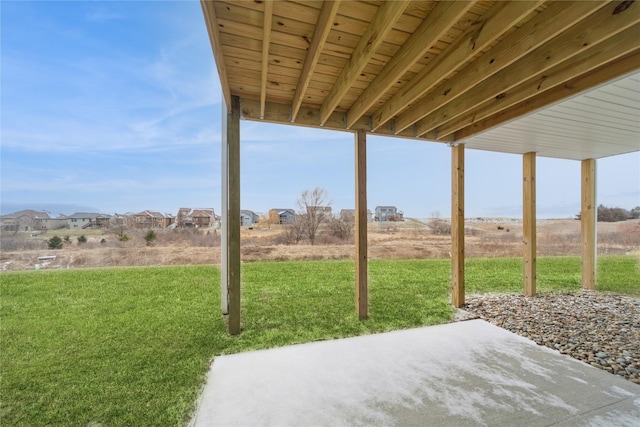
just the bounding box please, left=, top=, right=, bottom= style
left=1, top=1, right=638, bottom=219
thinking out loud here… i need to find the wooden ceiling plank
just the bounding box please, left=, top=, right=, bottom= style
left=217, top=16, right=316, bottom=50
left=291, top=1, right=341, bottom=122
left=454, top=51, right=640, bottom=141
left=274, top=1, right=322, bottom=25
left=345, top=1, right=474, bottom=128
left=201, top=0, right=232, bottom=109
left=372, top=0, right=544, bottom=132
left=214, top=1, right=264, bottom=27
left=437, top=24, right=640, bottom=138
left=260, top=1, right=274, bottom=119
left=417, top=1, right=640, bottom=137
left=319, top=1, right=410, bottom=126
left=220, top=32, right=263, bottom=54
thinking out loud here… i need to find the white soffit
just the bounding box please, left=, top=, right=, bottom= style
left=462, top=72, right=640, bottom=161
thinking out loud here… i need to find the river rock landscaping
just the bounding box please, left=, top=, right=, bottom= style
left=464, top=290, right=640, bottom=384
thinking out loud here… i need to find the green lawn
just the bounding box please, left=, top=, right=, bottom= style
left=1, top=256, right=638, bottom=426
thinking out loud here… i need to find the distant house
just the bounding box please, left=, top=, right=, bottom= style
left=133, top=211, right=174, bottom=229
left=66, top=212, right=112, bottom=229
left=176, top=208, right=216, bottom=228
left=240, top=210, right=259, bottom=226
left=339, top=209, right=373, bottom=223
left=110, top=213, right=129, bottom=228
left=268, top=208, right=295, bottom=225
left=308, top=206, right=332, bottom=217
left=36, top=215, right=68, bottom=230
left=375, top=206, right=402, bottom=221
left=0, top=210, right=49, bottom=232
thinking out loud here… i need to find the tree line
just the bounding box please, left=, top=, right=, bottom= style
left=575, top=205, right=640, bottom=222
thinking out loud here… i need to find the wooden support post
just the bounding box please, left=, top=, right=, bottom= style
left=581, top=159, right=597, bottom=290
left=451, top=144, right=465, bottom=308
left=355, top=129, right=368, bottom=319
left=220, top=98, right=229, bottom=315
left=222, top=95, right=241, bottom=334
left=523, top=152, right=536, bottom=296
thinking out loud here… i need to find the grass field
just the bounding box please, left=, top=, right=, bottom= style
left=1, top=256, right=638, bottom=425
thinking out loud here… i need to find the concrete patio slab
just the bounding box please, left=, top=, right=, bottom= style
left=190, top=319, right=640, bottom=426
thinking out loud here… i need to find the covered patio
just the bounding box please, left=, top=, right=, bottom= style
left=200, top=0, right=640, bottom=334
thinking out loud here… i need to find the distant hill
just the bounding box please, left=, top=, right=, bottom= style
left=0, top=203, right=100, bottom=216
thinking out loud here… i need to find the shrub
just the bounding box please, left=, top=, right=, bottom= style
left=144, top=230, right=157, bottom=247
left=428, top=218, right=450, bottom=235
left=47, top=236, right=64, bottom=250
left=327, top=216, right=353, bottom=240
left=77, top=235, right=87, bottom=244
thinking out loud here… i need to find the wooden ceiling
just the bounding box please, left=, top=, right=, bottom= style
left=201, top=0, right=640, bottom=160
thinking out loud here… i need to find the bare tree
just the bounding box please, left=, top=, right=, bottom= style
left=284, top=216, right=306, bottom=244
left=296, top=187, right=331, bottom=245
left=327, top=214, right=354, bottom=240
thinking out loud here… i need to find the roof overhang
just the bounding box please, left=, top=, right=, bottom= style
left=201, top=0, right=640, bottom=160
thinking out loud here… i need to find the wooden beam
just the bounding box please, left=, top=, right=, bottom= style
left=581, top=159, right=597, bottom=290
left=239, top=97, right=454, bottom=143
left=355, top=129, right=368, bottom=319
left=345, top=1, right=473, bottom=128
left=417, top=1, right=639, bottom=137
left=372, top=0, right=546, bottom=131
left=523, top=152, right=536, bottom=297
left=201, top=0, right=232, bottom=111
left=454, top=50, right=640, bottom=141
left=226, top=95, right=241, bottom=335
left=259, top=1, right=273, bottom=119
left=451, top=144, right=465, bottom=308
left=291, top=1, right=341, bottom=122
left=319, top=0, right=409, bottom=126
left=436, top=25, right=640, bottom=139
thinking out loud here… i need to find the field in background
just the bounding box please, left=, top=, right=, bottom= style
left=2, top=218, right=639, bottom=271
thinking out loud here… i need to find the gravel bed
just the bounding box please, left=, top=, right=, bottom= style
left=462, top=290, right=640, bottom=385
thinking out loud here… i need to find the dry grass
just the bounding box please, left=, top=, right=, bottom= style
left=2, top=219, right=638, bottom=271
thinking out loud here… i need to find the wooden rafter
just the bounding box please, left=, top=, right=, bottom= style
left=391, top=0, right=605, bottom=134
left=239, top=97, right=452, bottom=142
left=319, top=0, right=409, bottom=126
left=201, top=0, right=231, bottom=110
left=371, top=0, right=545, bottom=132
left=454, top=50, right=640, bottom=141
left=291, top=1, right=341, bottom=122
left=259, top=1, right=273, bottom=119
left=417, top=1, right=640, bottom=137
left=438, top=24, right=640, bottom=139
left=345, top=1, right=473, bottom=129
